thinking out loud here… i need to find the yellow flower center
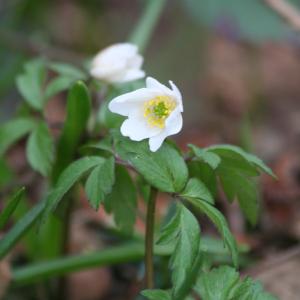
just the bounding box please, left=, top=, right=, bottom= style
left=143, top=96, right=177, bottom=128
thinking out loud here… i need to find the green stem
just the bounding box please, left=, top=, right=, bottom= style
left=12, top=243, right=172, bottom=286
left=129, top=0, right=167, bottom=53
left=145, top=188, right=157, bottom=289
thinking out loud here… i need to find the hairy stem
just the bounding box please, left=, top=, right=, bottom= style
left=145, top=188, right=157, bottom=289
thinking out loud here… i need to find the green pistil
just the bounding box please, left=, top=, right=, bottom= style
left=153, top=102, right=168, bottom=118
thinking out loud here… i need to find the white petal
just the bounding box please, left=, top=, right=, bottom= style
left=128, top=54, right=143, bottom=69
left=165, top=108, right=183, bottom=135
left=108, top=88, right=159, bottom=116
left=113, top=69, right=145, bottom=83
left=90, top=60, right=126, bottom=79
left=148, top=111, right=183, bottom=152
left=146, top=77, right=172, bottom=94
left=169, top=81, right=183, bottom=112
left=121, top=115, right=161, bottom=141
left=97, top=43, right=138, bottom=62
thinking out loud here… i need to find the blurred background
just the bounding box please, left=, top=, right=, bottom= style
left=1, top=0, right=300, bottom=299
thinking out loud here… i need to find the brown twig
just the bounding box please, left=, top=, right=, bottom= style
left=264, top=0, right=300, bottom=31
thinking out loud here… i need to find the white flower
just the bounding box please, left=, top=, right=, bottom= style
left=109, top=77, right=183, bottom=152
left=90, top=43, right=145, bottom=83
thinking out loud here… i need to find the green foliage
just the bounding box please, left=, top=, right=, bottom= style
left=43, top=156, right=105, bottom=219
left=188, top=144, right=221, bottom=169
left=16, top=59, right=87, bottom=111
left=0, top=117, right=36, bottom=156
left=189, top=144, right=275, bottom=225
left=2, top=44, right=277, bottom=299
left=180, top=178, right=214, bottom=205
left=183, top=0, right=300, bottom=42
left=26, top=122, right=54, bottom=176
left=16, top=59, right=46, bottom=111
left=157, top=203, right=201, bottom=298
left=85, top=157, right=115, bottom=210
left=45, top=62, right=87, bottom=99
left=182, top=196, right=238, bottom=267
left=141, top=289, right=171, bottom=300
left=188, top=160, right=217, bottom=197
left=0, top=188, right=25, bottom=230
left=52, top=81, right=91, bottom=180
left=104, top=165, right=137, bottom=234
left=0, top=200, right=45, bottom=259
left=115, top=138, right=188, bottom=193
left=48, top=62, right=86, bottom=79
left=194, top=266, right=278, bottom=300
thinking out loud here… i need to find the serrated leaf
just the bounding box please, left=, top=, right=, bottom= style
left=188, top=144, right=221, bottom=169
left=52, top=81, right=91, bottom=180
left=85, top=157, right=115, bottom=210
left=157, top=203, right=201, bottom=297
left=141, top=289, right=171, bottom=300
left=188, top=161, right=217, bottom=197
left=206, top=144, right=275, bottom=225
left=0, top=118, right=36, bottom=156
left=0, top=188, right=25, bottom=229
left=26, top=122, right=54, bottom=176
left=207, top=144, right=275, bottom=178
left=180, top=178, right=214, bottom=204
left=195, top=266, right=240, bottom=300
left=104, top=165, right=137, bottom=234
left=16, top=59, right=46, bottom=110
left=218, top=167, right=259, bottom=225
left=194, top=266, right=278, bottom=300
left=116, top=138, right=188, bottom=193
left=185, top=198, right=238, bottom=267
left=44, top=156, right=105, bottom=219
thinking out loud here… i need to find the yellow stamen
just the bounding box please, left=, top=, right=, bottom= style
left=143, top=95, right=176, bottom=128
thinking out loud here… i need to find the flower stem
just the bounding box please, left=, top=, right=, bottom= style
left=145, top=188, right=157, bottom=289
left=129, top=0, right=167, bottom=53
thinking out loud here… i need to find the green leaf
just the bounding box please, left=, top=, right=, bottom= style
left=0, top=200, right=45, bottom=259
left=218, top=168, right=259, bottom=225
left=207, top=144, right=275, bottom=178
left=0, top=188, right=25, bottom=230
left=81, top=137, right=114, bottom=154
left=48, top=62, right=86, bottom=79
left=0, top=118, right=36, bottom=156
left=157, top=203, right=201, bottom=297
left=188, top=161, right=217, bottom=197
left=85, top=157, right=115, bottom=210
left=182, top=0, right=300, bottom=42
left=184, top=198, right=238, bottom=267
left=52, top=81, right=91, bottom=180
left=188, top=144, right=221, bottom=169
left=116, top=138, right=188, bottom=193
left=141, top=289, right=171, bottom=300
left=105, top=165, right=137, bottom=234
left=195, top=266, right=240, bottom=300
left=44, top=156, right=105, bottom=219
left=16, top=59, right=46, bottom=110
left=44, top=76, right=76, bottom=99
left=180, top=178, right=214, bottom=204
left=194, top=266, right=278, bottom=300
left=26, top=122, right=54, bottom=176
left=204, top=144, right=275, bottom=224
left=0, top=158, right=14, bottom=187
